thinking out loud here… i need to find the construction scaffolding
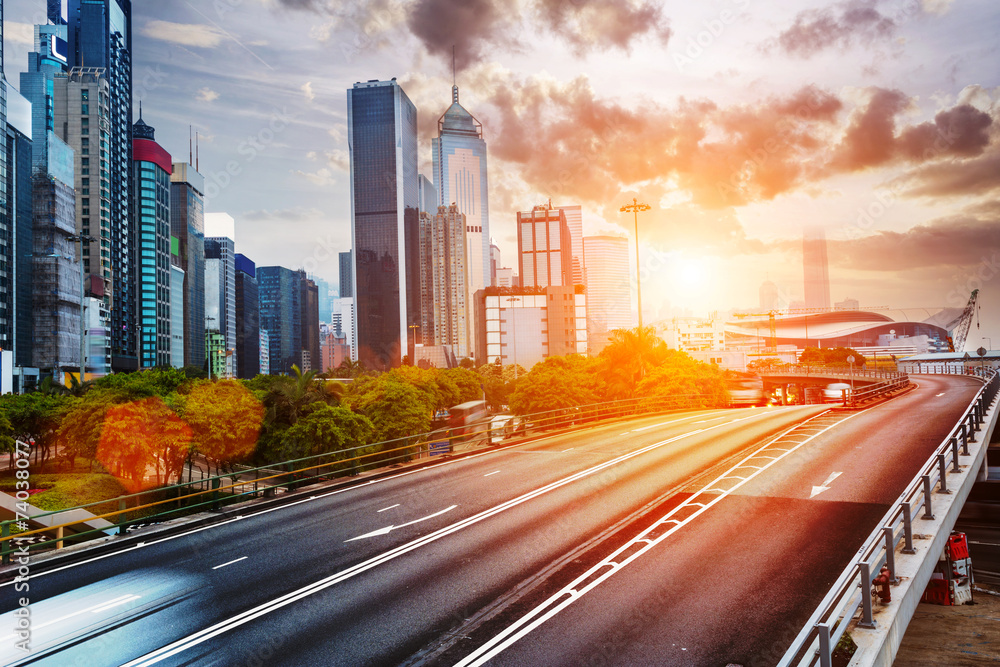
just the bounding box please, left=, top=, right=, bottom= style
left=32, top=173, right=82, bottom=375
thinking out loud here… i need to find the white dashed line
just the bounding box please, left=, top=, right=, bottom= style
left=484, top=471, right=501, bottom=477
left=377, top=504, right=400, bottom=513
left=212, top=556, right=248, bottom=570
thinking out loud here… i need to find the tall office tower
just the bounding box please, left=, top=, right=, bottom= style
left=22, top=23, right=69, bottom=175
left=170, top=162, right=206, bottom=368
left=583, top=235, right=630, bottom=355
left=205, top=237, right=237, bottom=376
left=332, top=296, right=354, bottom=359
left=169, top=262, right=184, bottom=368
left=557, top=205, right=584, bottom=285
left=432, top=83, right=491, bottom=358
left=259, top=329, right=270, bottom=375
left=234, top=253, right=259, bottom=378
left=258, top=266, right=303, bottom=375
left=759, top=280, right=780, bottom=311
left=803, top=226, right=831, bottom=310
left=48, top=0, right=66, bottom=24
left=300, top=273, right=320, bottom=372
left=495, top=267, right=514, bottom=288
left=53, top=69, right=109, bottom=308
left=417, top=174, right=436, bottom=215
left=419, top=204, right=470, bottom=358
left=131, top=115, right=172, bottom=369
left=347, top=79, right=419, bottom=369
left=517, top=202, right=573, bottom=289
left=490, top=241, right=500, bottom=286
left=338, top=250, right=352, bottom=298
left=2, top=84, right=36, bottom=388
left=66, top=0, right=135, bottom=371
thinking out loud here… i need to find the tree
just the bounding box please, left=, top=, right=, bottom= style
left=0, top=392, right=72, bottom=470
left=442, top=367, right=484, bottom=405
left=345, top=375, right=434, bottom=443
left=747, top=357, right=786, bottom=373
left=476, top=362, right=523, bottom=412
left=509, top=355, right=603, bottom=416
left=262, top=365, right=342, bottom=429
left=635, top=350, right=729, bottom=409
left=96, top=397, right=193, bottom=491
left=282, top=404, right=376, bottom=467
left=183, top=380, right=265, bottom=476
left=598, top=326, right=669, bottom=399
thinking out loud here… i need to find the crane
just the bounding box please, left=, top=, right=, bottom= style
left=950, top=289, right=979, bottom=352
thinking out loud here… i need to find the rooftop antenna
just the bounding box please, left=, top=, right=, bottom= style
left=138, top=100, right=142, bottom=121
left=189, top=125, right=193, bottom=165
left=452, top=45, right=458, bottom=104
left=196, top=131, right=200, bottom=172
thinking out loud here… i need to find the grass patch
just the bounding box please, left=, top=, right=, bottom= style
left=8, top=474, right=127, bottom=513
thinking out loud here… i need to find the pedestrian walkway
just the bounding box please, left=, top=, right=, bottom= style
left=894, top=584, right=1000, bottom=665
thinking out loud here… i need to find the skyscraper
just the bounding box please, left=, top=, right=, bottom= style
left=132, top=114, right=172, bottom=368
left=300, top=274, right=320, bottom=372
left=583, top=235, right=630, bottom=354
left=67, top=0, right=135, bottom=371
left=234, top=253, right=259, bottom=379
left=759, top=280, right=780, bottom=311
left=432, top=83, right=491, bottom=361
left=258, top=265, right=302, bottom=375
left=803, top=226, right=831, bottom=309
left=347, top=79, right=419, bottom=369
left=169, top=261, right=184, bottom=368
left=557, top=205, right=584, bottom=285
left=170, top=162, right=206, bottom=369
left=417, top=174, right=436, bottom=215
left=338, top=250, right=352, bottom=298
left=205, top=236, right=236, bottom=376
left=419, top=204, right=470, bottom=358
left=518, top=202, right=573, bottom=289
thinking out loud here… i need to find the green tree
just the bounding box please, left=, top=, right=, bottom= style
left=442, top=367, right=484, bottom=404
left=0, top=392, right=72, bottom=470
left=476, top=361, right=523, bottom=412
left=282, top=404, right=376, bottom=468
left=345, top=375, right=434, bottom=443
left=183, top=380, right=265, bottom=476
left=598, top=326, right=669, bottom=399
left=509, top=355, right=603, bottom=416
left=635, top=350, right=729, bottom=409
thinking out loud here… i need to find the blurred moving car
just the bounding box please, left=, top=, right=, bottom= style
left=823, top=382, right=853, bottom=403
left=726, top=373, right=767, bottom=407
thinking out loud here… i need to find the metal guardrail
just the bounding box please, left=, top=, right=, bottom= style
left=848, top=375, right=910, bottom=407
left=778, top=369, right=999, bottom=667
left=0, top=391, right=719, bottom=564
left=763, top=367, right=907, bottom=381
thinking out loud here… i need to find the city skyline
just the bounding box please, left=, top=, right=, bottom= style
left=3, top=1, right=998, bottom=346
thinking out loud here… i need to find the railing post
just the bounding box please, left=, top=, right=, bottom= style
left=859, top=561, right=876, bottom=628
left=960, top=423, right=969, bottom=455
left=883, top=526, right=899, bottom=583
left=937, top=454, right=950, bottom=494
left=901, top=501, right=916, bottom=554
left=950, top=437, right=961, bottom=472
left=921, top=475, right=934, bottom=519
left=118, top=498, right=128, bottom=535
left=817, top=622, right=833, bottom=667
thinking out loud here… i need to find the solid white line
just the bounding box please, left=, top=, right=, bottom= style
left=377, top=504, right=400, bottom=513
left=119, top=409, right=793, bottom=667
left=212, top=556, right=248, bottom=570
left=484, top=471, right=501, bottom=477
left=454, top=408, right=861, bottom=667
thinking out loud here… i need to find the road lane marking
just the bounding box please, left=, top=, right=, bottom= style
left=484, top=471, right=501, bottom=477
left=4, top=594, right=141, bottom=637
left=560, top=448, right=574, bottom=452
left=453, top=410, right=865, bottom=667
left=936, top=392, right=946, bottom=397
left=377, top=504, right=400, bottom=513
left=212, top=556, right=248, bottom=570
left=345, top=505, right=458, bottom=542
left=810, top=471, right=843, bottom=498
left=119, top=408, right=799, bottom=667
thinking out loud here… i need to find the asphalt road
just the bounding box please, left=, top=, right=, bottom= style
left=0, top=374, right=984, bottom=666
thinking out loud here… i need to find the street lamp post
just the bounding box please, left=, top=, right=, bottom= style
left=619, top=198, right=651, bottom=332
left=68, top=235, right=96, bottom=382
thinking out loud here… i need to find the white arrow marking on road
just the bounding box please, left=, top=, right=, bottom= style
left=810, top=471, right=843, bottom=498
left=345, top=505, right=458, bottom=542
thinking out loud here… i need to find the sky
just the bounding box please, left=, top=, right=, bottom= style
left=4, top=0, right=1000, bottom=351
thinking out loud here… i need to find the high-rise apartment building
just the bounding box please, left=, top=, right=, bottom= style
left=419, top=204, right=470, bottom=358
left=132, top=115, right=172, bottom=368
left=583, top=235, right=630, bottom=354
left=338, top=250, right=352, bottom=298
left=258, top=265, right=302, bottom=375
left=170, top=162, right=205, bottom=368
left=803, top=226, right=831, bottom=310
left=490, top=241, right=500, bottom=285
left=347, top=79, right=419, bottom=369
left=169, top=261, right=184, bottom=368
left=205, top=236, right=236, bottom=376
left=300, top=275, right=320, bottom=372
left=67, top=0, right=135, bottom=371
left=518, top=202, right=573, bottom=289
left=234, top=253, right=259, bottom=379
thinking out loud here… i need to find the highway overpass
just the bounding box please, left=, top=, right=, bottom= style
left=0, top=373, right=992, bottom=666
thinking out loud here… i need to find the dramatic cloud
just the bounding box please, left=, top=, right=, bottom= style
left=141, top=20, right=226, bottom=48
left=897, top=104, right=993, bottom=160
left=827, top=208, right=1000, bottom=271
left=533, top=0, right=672, bottom=55
left=895, top=150, right=1000, bottom=198
left=831, top=88, right=910, bottom=170
left=770, top=1, right=897, bottom=58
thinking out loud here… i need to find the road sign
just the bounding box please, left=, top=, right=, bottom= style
left=977, top=347, right=987, bottom=357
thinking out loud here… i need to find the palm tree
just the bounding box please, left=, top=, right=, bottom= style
left=599, top=326, right=668, bottom=398
left=263, top=365, right=343, bottom=428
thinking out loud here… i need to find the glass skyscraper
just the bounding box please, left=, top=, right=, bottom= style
left=170, top=162, right=205, bottom=369
left=347, top=79, right=419, bottom=369
left=234, top=253, right=259, bottom=379
left=132, top=116, right=172, bottom=368
left=67, top=0, right=135, bottom=371
left=257, top=265, right=302, bottom=375
left=205, top=236, right=237, bottom=377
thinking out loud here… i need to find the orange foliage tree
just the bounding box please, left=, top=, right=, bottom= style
left=96, top=397, right=193, bottom=492
left=184, top=380, right=265, bottom=476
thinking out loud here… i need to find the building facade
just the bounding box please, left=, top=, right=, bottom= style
left=67, top=0, right=135, bottom=371
left=132, top=116, right=172, bottom=368
left=803, top=226, right=831, bottom=310
left=169, top=262, right=184, bottom=368
left=234, top=253, right=259, bottom=379
left=583, top=235, right=631, bottom=354
left=170, top=162, right=205, bottom=369
left=338, top=250, right=352, bottom=298
left=419, top=204, right=470, bottom=358
left=205, top=236, right=236, bottom=376
left=518, top=202, right=573, bottom=289
left=257, top=265, right=302, bottom=375
left=557, top=205, right=584, bottom=285
left=300, top=274, right=320, bottom=373
left=347, top=79, right=419, bottom=369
